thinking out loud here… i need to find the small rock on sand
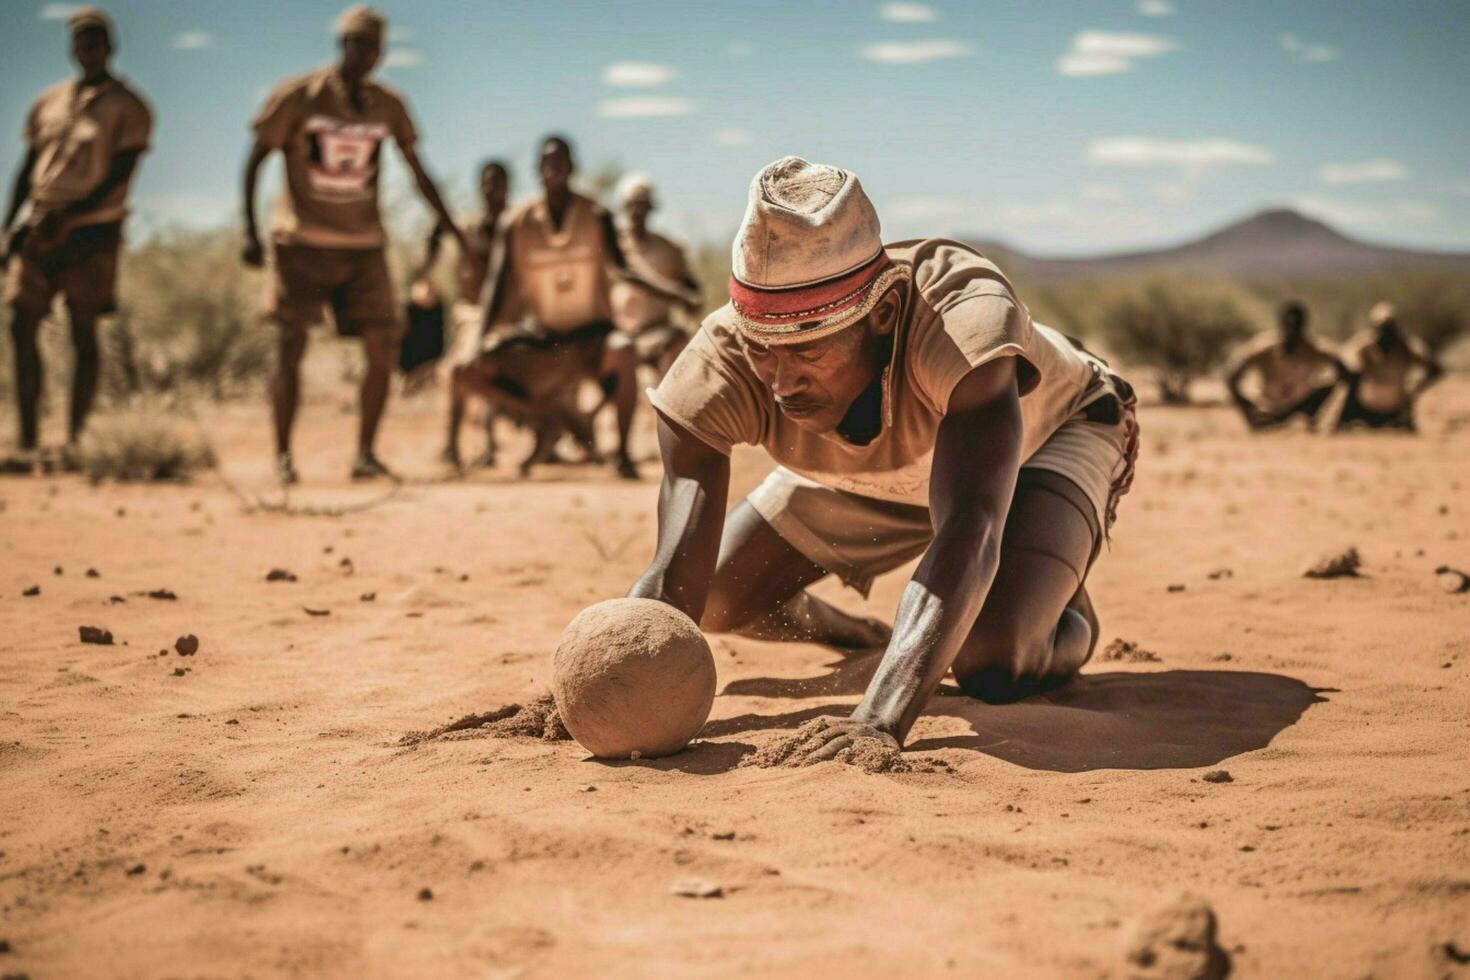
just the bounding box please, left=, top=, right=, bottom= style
left=265, top=568, right=297, bottom=583
left=175, top=635, right=199, bottom=657
left=144, top=589, right=177, bottom=601
left=303, top=608, right=331, bottom=617
left=1207, top=568, right=1233, bottom=580
left=85, top=568, right=100, bottom=578
left=1434, top=566, right=1469, bottom=594
left=1167, top=584, right=1186, bottom=593
left=417, top=887, right=433, bottom=901
left=1101, top=639, right=1162, bottom=663
left=1123, top=892, right=1230, bottom=980
left=1201, top=770, right=1233, bottom=784
left=671, top=878, right=724, bottom=899
left=22, top=586, right=39, bottom=597
left=171, top=667, right=187, bottom=677
left=1301, top=547, right=1360, bottom=579
left=78, top=626, right=113, bottom=645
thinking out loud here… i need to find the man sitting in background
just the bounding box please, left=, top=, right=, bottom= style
left=1225, top=301, right=1345, bottom=431
left=1, top=6, right=151, bottom=468
left=1335, top=302, right=1443, bottom=432
left=611, top=173, right=702, bottom=378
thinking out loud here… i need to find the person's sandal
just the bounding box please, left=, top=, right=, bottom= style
left=350, top=453, right=398, bottom=482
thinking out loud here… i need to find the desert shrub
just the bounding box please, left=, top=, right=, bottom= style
left=73, top=402, right=215, bottom=482
left=1094, top=278, right=1256, bottom=404
left=1250, top=270, right=1470, bottom=354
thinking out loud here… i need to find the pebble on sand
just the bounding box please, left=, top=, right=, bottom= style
left=671, top=878, right=724, bottom=899
left=1434, top=566, right=1469, bottom=594
left=416, top=887, right=434, bottom=901
left=78, top=626, right=114, bottom=645
left=1101, top=639, right=1162, bottom=663
left=1201, top=770, right=1233, bottom=784
left=1122, top=892, right=1230, bottom=980
left=265, top=568, right=298, bottom=583
left=175, top=635, right=199, bottom=657
left=85, top=568, right=100, bottom=578
left=1301, top=547, right=1360, bottom=579
left=22, top=586, right=40, bottom=597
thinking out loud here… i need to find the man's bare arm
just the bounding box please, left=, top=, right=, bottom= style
left=400, top=146, right=467, bottom=254
left=601, top=212, right=700, bottom=310
left=240, top=138, right=271, bottom=267
left=3, top=148, right=37, bottom=232
left=627, top=413, right=731, bottom=621
left=59, top=149, right=142, bottom=218
left=849, top=357, right=1024, bottom=745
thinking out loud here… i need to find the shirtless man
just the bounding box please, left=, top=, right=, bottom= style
left=627, top=157, right=1139, bottom=762
left=1336, top=302, right=1443, bottom=432
left=423, top=159, right=510, bottom=467
left=241, top=5, right=466, bottom=484
left=611, top=173, right=703, bottom=377
left=1225, top=301, right=1345, bottom=431
left=471, top=135, right=697, bottom=479
left=2, top=7, right=150, bottom=465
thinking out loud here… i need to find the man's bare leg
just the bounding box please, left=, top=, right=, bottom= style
left=473, top=408, right=498, bottom=467
left=352, top=324, right=397, bottom=480
left=599, top=342, right=640, bottom=478
left=270, top=321, right=307, bottom=484
left=702, top=502, right=891, bottom=649
left=442, top=364, right=471, bottom=469
left=950, top=474, right=1101, bottom=703
left=8, top=306, right=44, bottom=451
left=66, top=312, right=100, bottom=448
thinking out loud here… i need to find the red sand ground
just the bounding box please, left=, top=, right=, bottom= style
left=2, top=378, right=1468, bottom=977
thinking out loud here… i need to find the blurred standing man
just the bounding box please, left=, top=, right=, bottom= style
left=241, top=4, right=466, bottom=485
left=1225, top=301, right=1345, bottom=431
left=611, top=173, right=703, bottom=377
left=480, top=135, right=697, bottom=479
left=1336, top=302, right=1443, bottom=432
left=2, top=7, right=151, bottom=465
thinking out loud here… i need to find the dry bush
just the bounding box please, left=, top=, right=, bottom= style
left=74, top=402, right=215, bottom=482
left=1250, top=270, right=1469, bottom=354
left=1092, top=278, right=1257, bottom=404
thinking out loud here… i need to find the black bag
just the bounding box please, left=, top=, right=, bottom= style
left=399, top=297, right=445, bottom=374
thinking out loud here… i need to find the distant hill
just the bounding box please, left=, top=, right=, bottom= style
left=964, top=208, right=1470, bottom=284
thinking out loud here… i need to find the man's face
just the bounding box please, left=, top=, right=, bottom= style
left=480, top=168, right=508, bottom=215
left=1279, top=308, right=1305, bottom=344
left=71, top=27, right=111, bottom=77
left=740, top=293, right=897, bottom=434
left=540, top=145, right=571, bottom=193
left=624, top=199, right=652, bottom=231
left=339, top=34, right=381, bottom=81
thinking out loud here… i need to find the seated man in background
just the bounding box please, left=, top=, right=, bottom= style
left=1335, top=302, right=1443, bottom=432
left=611, top=173, right=703, bottom=378
left=1225, top=301, right=1345, bottom=431
left=629, top=157, right=1139, bottom=762
left=2, top=7, right=151, bottom=467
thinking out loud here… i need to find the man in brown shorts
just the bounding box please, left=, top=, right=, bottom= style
left=611, top=173, right=703, bottom=377
left=1225, top=301, right=1345, bottom=431
left=241, top=4, right=466, bottom=484
left=627, top=157, right=1139, bottom=764
left=2, top=7, right=150, bottom=464
left=1335, top=302, right=1443, bottom=432
left=471, top=135, right=698, bottom=479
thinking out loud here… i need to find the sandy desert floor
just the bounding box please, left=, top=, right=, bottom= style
left=2, top=373, right=1469, bottom=978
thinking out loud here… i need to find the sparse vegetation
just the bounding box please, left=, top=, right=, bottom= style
left=73, top=402, right=215, bottom=482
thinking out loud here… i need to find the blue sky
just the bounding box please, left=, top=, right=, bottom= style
left=2, top=0, right=1467, bottom=254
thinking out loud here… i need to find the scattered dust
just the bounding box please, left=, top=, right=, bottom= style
left=1302, top=547, right=1360, bottom=579
left=399, top=694, right=569, bottom=746
left=742, top=718, right=914, bottom=774
left=1101, top=639, right=1162, bottom=663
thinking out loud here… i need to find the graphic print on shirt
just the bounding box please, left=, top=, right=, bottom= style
left=303, top=115, right=389, bottom=201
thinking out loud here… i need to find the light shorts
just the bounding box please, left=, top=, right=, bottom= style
left=745, top=408, right=1135, bottom=597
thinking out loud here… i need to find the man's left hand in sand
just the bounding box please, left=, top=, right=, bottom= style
left=628, top=158, right=1139, bottom=763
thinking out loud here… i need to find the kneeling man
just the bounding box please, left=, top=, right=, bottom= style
left=628, top=158, right=1138, bottom=762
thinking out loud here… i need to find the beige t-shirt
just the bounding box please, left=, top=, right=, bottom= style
left=1229, top=331, right=1340, bottom=412
left=613, top=228, right=691, bottom=332
left=253, top=67, right=417, bottom=249
left=503, top=192, right=613, bottom=332
left=25, top=75, right=152, bottom=231
left=1343, top=330, right=1433, bottom=412
left=649, top=239, right=1108, bottom=506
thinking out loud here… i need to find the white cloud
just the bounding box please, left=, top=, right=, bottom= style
left=597, top=96, right=696, bottom=119
left=1280, top=33, right=1339, bottom=63
left=1058, top=30, right=1177, bottom=76
left=1087, top=137, right=1274, bottom=168
left=1319, top=159, right=1408, bottom=184
left=1081, top=184, right=1125, bottom=202
left=713, top=128, right=753, bottom=146
left=861, top=39, right=972, bottom=64
left=1294, top=196, right=1438, bottom=228
left=172, top=30, right=212, bottom=50
left=1138, top=0, right=1174, bottom=15
left=601, top=61, right=676, bottom=88
left=37, top=3, right=79, bottom=20
left=879, top=2, right=938, bottom=23
left=383, top=48, right=422, bottom=69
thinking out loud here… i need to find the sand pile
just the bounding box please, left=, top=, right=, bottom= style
left=399, top=694, right=569, bottom=745
left=743, top=718, right=912, bottom=774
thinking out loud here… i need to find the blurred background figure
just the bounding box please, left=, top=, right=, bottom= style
left=422, top=158, right=510, bottom=468
left=1225, top=301, right=1345, bottom=431
left=240, top=4, right=464, bottom=485
left=1336, top=302, right=1443, bottom=432
left=1, top=6, right=150, bottom=469
left=611, top=172, right=703, bottom=378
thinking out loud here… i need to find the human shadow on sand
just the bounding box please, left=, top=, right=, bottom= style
left=715, top=653, right=1330, bottom=773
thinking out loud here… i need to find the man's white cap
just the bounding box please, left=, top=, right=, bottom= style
left=617, top=172, right=656, bottom=209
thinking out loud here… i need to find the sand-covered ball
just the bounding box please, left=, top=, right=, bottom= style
left=552, top=598, right=716, bottom=759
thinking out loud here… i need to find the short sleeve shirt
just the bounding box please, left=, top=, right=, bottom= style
left=25, top=75, right=152, bottom=231
left=503, top=193, right=614, bottom=332
left=649, top=239, right=1106, bottom=505
left=253, top=67, right=417, bottom=249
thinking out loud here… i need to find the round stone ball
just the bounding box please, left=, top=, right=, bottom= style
left=552, top=598, right=716, bottom=759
